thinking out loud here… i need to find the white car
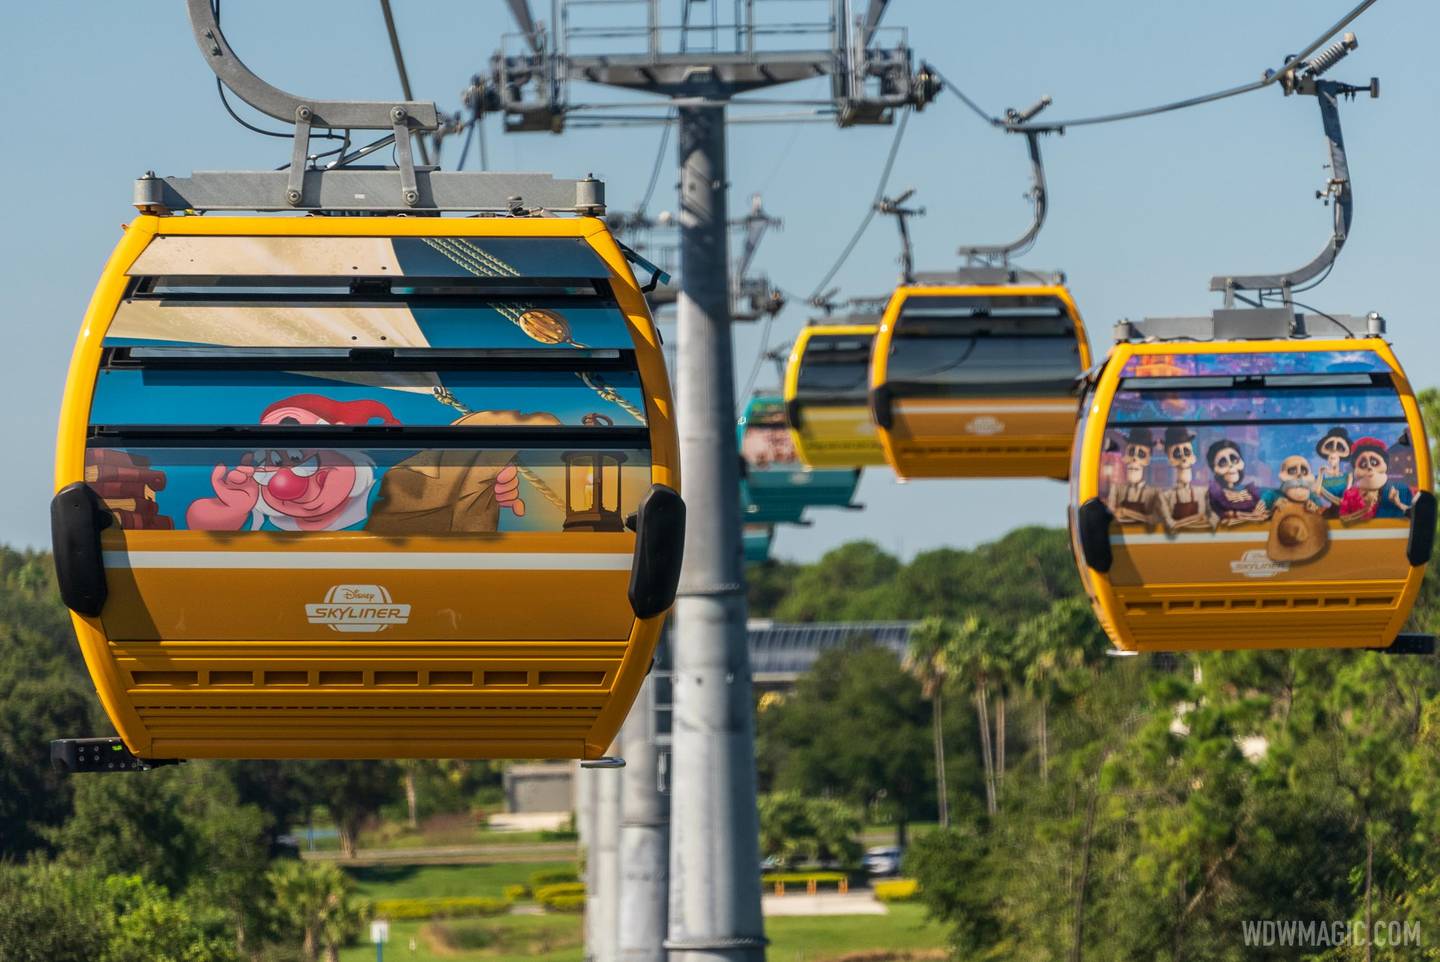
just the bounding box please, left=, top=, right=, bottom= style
left=863, top=845, right=903, bottom=877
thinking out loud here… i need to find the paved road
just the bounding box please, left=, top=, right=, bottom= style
left=763, top=892, right=888, bottom=916
left=302, top=841, right=578, bottom=866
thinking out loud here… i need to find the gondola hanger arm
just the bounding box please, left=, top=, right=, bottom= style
left=187, top=0, right=438, bottom=131
left=958, top=97, right=1051, bottom=267
left=1209, top=34, right=1377, bottom=304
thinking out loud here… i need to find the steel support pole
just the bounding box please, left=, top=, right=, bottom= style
left=666, top=104, right=768, bottom=962
left=618, top=649, right=670, bottom=962
left=579, top=761, right=598, bottom=961
left=592, top=762, right=623, bottom=962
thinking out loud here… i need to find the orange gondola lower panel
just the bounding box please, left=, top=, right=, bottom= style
left=1069, top=339, right=1435, bottom=653
left=869, top=281, right=1091, bottom=480
left=51, top=215, right=683, bottom=763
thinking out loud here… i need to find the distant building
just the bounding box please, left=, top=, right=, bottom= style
left=505, top=762, right=576, bottom=814
left=747, top=620, right=917, bottom=691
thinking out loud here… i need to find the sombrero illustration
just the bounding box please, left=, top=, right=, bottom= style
left=1266, top=502, right=1329, bottom=563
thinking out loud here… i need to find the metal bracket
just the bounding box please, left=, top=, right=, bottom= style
left=392, top=110, right=420, bottom=207
left=286, top=108, right=312, bottom=206
left=580, top=756, right=626, bottom=769
left=1377, top=633, right=1436, bottom=656
left=51, top=737, right=180, bottom=774
left=877, top=189, right=924, bottom=284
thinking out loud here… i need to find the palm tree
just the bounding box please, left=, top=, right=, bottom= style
left=951, top=615, right=1000, bottom=816
left=907, top=617, right=954, bottom=829
left=268, top=861, right=369, bottom=962
left=399, top=760, right=422, bottom=830
left=1018, top=597, right=1105, bottom=784
left=990, top=644, right=1017, bottom=800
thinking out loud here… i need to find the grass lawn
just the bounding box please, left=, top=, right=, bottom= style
left=337, top=901, right=946, bottom=962
left=767, top=904, right=947, bottom=960
left=859, top=822, right=939, bottom=845
left=338, top=915, right=583, bottom=962
left=345, top=861, right=575, bottom=900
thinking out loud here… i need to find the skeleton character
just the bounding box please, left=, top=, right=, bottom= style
left=1106, top=428, right=1158, bottom=526
left=1261, top=454, right=1328, bottom=513
left=1156, top=426, right=1214, bottom=531
left=1340, top=437, right=1414, bottom=522
left=1206, top=439, right=1269, bottom=526
left=1313, top=427, right=1353, bottom=513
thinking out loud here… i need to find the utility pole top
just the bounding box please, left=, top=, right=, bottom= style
left=478, top=0, right=938, bottom=130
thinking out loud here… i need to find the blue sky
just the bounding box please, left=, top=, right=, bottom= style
left=4, top=0, right=1437, bottom=562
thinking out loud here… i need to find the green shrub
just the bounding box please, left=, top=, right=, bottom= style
left=535, top=882, right=587, bottom=912
left=543, top=894, right=586, bottom=914
left=539, top=828, right=580, bottom=842
left=533, top=882, right=586, bottom=901
left=873, top=878, right=920, bottom=902
left=369, top=896, right=510, bottom=921
left=503, top=883, right=530, bottom=902
left=528, top=868, right=580, bottom=890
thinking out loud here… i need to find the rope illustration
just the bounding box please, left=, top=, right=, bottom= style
left=421, top=237, right=648, bottom=426
left=431, top=385, right=566, bottom=510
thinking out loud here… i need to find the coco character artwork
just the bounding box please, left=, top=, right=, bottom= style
left=1206, top=439, right=1269, bottom=526
left=1106, top=428, right=1158, bottom=526
left=1260, top=455, right=1329, bottom=514
left=1313, top=427, right=1353, bottom=514
left=1156, top=426, right=1214, bottom=531
left=1339, top=437, right=1415, bottom=522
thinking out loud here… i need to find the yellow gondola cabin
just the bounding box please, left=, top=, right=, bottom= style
left=783, top=323, right=887, bottom=469
left=52, top=214, right=683, bottom=762
left=868, top=279, right=1091, bottom=480
left=1070, top=339, right=1434, bottom=652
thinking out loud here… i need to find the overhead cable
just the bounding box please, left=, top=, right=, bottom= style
left=935, top=0, right=1381, bottom=133
left=211, top=0, right=344, bottom=145
left=637, top=116, right=674, bottom=216
left=379, top=0, right=432, bottom=165
left=736, top=309, right=780, bottom=415
left=1010, top=0, right=1380, bottom=131
left=805, top=106, right=911, bottom=303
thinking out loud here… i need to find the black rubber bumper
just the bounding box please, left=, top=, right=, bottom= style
left=51, top=482, right=111, bottom=617
left=629, top=484, right=686, bottom=619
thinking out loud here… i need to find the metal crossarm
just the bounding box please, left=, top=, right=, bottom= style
left=1115, top=310, right=1383, bottom=343
left=133, top=170, right=605, bottom=215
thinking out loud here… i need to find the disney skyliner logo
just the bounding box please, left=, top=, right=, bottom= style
left=1240, top=919, right=1422, bottom=948
left=305, top=585, right=411, bottom=633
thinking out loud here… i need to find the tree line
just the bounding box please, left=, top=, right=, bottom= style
left=750, top=531, right=1440, bottom=961
left=0, top=548, right=501, bottom=961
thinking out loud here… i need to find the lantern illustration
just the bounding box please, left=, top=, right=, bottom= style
left=562, top=450, right=628, bottom=531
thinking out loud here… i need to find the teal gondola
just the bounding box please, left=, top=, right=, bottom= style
left=738, top=395, right=861, bottom=525
left=743, top=523, right=775, bottom=563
